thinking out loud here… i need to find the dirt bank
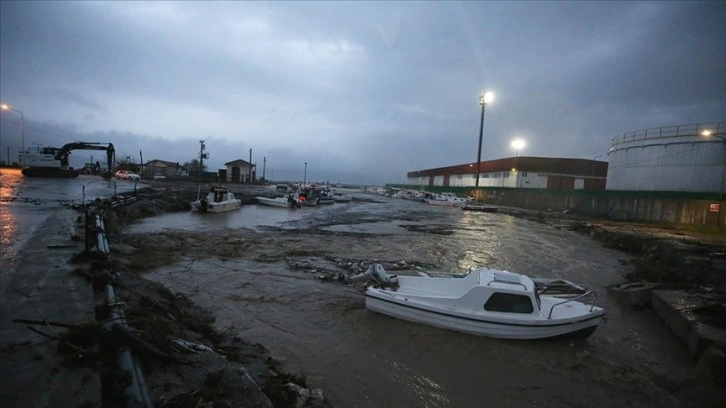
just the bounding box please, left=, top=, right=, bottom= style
left=496, top=207, right=726, bottom=287
left=70, top=185, right=335, bottom=407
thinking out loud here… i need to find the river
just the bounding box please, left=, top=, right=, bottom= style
left=123, top=190, right=690, bottom=407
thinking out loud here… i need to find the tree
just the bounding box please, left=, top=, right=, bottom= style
left=183, top=158, right=207, bottom=175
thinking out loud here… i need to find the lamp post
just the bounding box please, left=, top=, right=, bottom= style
left=304, top=162, right=307, bottom=187
left=1, top=103, right=24, bottom=165
left=702, top=130, right=725, bottom=228
left=511, top=139, right=525, bottom=188
left=474, top=92, right=494, bottom=189
left=511, top=139, right=525, bottom=157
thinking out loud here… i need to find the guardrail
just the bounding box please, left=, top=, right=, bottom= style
left=610, top=122, right=725, bottom=146
left=85, top=193, right=154, bottom=407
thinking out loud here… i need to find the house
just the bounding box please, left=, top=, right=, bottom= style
left=143, top=159, right=185, bottom=179
left=224, top=159, right=256, bottom=183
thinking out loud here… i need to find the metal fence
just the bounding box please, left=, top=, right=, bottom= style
left=611, top=122, right=725, bottom=146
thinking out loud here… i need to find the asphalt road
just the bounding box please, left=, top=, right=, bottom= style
left=0, top=169, right=147, bottom=407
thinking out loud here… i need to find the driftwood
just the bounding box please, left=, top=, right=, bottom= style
left=13, top=318, right=178, bottom=362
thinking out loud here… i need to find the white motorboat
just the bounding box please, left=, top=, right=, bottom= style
left=190, top=186, right=242, bottom=213
left=361, top=264, right=604, bottom=340
left=332, top=192, right=352, bottom=202
left=256, top=195, right=301, bottom=209
left=425, top=192, right=469, bottom=207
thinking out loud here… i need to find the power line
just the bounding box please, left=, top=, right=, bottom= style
left=0, top=117, right=76, bottom=142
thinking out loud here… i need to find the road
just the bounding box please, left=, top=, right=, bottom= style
left=0, top=168, right=146, bottom=407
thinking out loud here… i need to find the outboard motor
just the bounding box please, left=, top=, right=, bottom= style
left=348, top=264, right=398, bottom=289
left=369, top=264, right=398, bottom=286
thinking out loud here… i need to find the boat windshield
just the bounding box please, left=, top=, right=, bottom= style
left=483, top=293, right=534, bottom=314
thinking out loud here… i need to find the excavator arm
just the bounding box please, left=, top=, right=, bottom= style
left=55, top=142, right=115, bottom=178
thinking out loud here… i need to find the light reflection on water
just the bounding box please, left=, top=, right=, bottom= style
left=0, top=169, right=139, bottom=283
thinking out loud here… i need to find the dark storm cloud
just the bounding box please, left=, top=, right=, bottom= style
left=1, top=1, right=724, bottom=184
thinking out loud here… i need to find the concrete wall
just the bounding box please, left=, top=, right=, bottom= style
left=390, top=184, right=724, bottom=227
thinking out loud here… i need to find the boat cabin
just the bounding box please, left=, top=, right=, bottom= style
left=465, top=270, right=541, bottom=314
left=207, top=186, right=231, bottom=202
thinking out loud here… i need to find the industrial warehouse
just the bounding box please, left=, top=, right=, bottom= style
left=402, top=122, right=725, bottom=227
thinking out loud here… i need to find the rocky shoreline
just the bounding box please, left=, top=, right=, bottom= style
left=69, top=184, right=335, bottom=407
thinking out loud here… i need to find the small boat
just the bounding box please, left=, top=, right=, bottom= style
left=360, top=264, right=604, bottom=340
left=462, top=203, right=499, bottom=212
left=425, top=192, right=469, bottom=207
left=256, top=195, right=301, bottom=209
left=190, top=185, right=242, bottom=213
left=333, top=192, right=352, bottom=203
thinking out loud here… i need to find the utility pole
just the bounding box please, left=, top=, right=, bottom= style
left=249, top=148, right=253, bottom=183
left=198, top=140, right=209, bottom=181
left=263, top=156, right=267, bottom=182
left=139, top=150, right=144, bottom=177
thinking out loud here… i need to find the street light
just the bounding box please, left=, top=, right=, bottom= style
left=475, top=91, right=494, bottom=189
left=304, top=162, right=308, bottom=186
left=1, top=103, right=24, bottom=165
left=702, top=129, right=725, bottom=228
left=511, top=139, right=525, bottom=157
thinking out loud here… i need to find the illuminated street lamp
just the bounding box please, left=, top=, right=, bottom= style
left=511, top=139, right=525, bottom=157
left=475, top=91, right=494, bottom=188
left=702, top=129, right=725, bottom=227
left=1, top=103, right=24, bottom=164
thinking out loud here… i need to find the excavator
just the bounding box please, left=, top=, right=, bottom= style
left=20, top=142, right=115, bottom=178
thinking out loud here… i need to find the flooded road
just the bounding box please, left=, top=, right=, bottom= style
left=124, top=192, right=689, bottom=407
left=0, top=168, right=145, bottom=295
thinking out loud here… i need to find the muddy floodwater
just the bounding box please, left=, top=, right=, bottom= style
left=124, top=194, right=691, bottom=407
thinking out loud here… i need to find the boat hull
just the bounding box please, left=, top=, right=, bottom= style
left=256, top=196, right=296, bottom=208
left=190, top=200, right=241, bottom=213
left=425, top=199, right=464, bottom=207
left=365, top=292, right=602, bottom=340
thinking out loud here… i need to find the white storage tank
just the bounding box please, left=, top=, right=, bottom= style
left=606, top=122, right=725, bottom=192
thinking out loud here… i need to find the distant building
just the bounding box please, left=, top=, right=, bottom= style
left=143, top=159, right=185, bottom=178
left=607, top=122, right=725, bottom=192
left=224, top=159, right=256, bottom=183
left=407, top=157, right=607, bottom=190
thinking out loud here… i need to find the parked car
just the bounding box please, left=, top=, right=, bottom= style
left=153, top=173, right=167, bottom=181
left=115, top=170, right=141, bottom=181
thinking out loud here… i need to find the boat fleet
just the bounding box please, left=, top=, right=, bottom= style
left=190, top=184, right=353, bottom=213
left=362, top=186, right=499, bottom=212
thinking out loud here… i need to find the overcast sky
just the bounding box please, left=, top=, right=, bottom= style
left=1, top=1, right=724, bottom=184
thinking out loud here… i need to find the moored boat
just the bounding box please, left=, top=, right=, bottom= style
left=256, top=195, right=301, bottom=209
left=425, top=192, right=469, bottom=207
left=359, top=264, right=604, bottom=340
left=190, top=186, right=242, bottom=213
left=332, top=192, right=352, bottom=202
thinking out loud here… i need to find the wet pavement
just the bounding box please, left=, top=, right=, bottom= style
left=0, top=168, right=149, bottom=407
left=0, top=168, right=146, bottom=289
